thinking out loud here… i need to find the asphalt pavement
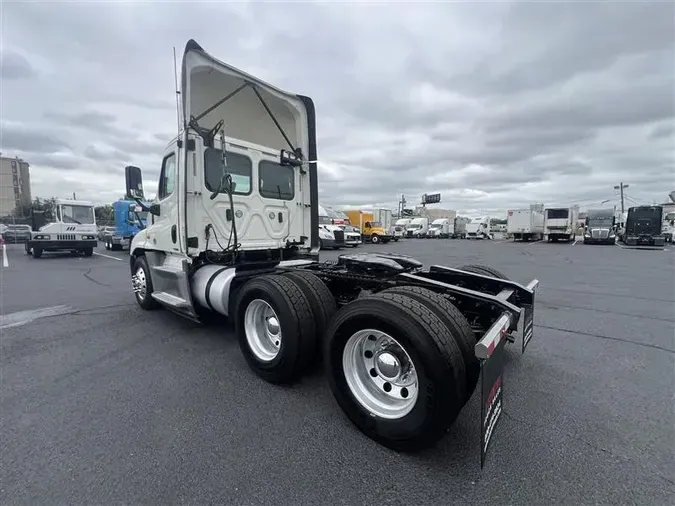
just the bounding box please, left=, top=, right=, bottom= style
left=1, top=238, right=674, bottom=505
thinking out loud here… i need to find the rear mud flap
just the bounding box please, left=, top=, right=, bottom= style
left=521, top=303, right=534, bottom=353
left=475, top=313, right=509, bottom=468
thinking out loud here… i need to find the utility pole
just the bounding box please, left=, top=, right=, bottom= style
left=73, top=192, right=77, bottom=200
left=614, top=182, right=629, bottom=225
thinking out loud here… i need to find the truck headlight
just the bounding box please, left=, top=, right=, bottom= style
left=34, top=234, right=50, bottom=240
left=82, top=235, right=96, bottom=240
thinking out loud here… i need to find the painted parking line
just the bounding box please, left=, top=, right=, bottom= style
left=2, top=244, right=9, bottom=267
left=93, top=251, right=125, bottom=262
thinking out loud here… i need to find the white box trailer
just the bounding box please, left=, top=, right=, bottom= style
left=374, top=209, right=393, bottom=236
left=544, top=206, right=579, bottom=243
left=507, top=209, right=544, bottom=241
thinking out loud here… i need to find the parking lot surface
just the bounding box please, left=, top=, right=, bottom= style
left=1, top=239, right=674, bottom=505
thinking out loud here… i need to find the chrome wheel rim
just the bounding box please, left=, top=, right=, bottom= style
left=343, top=329, right=419, bottom=419
left=244, top=299, right=282, bottom=362
left=132, top=266, right=147, bottom=301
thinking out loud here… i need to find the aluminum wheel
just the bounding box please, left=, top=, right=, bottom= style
left=343, top=329, right=419, bottom=419
left=132, top=266, right=147, bottom=301
left=244, top=299, right=282, bottom=362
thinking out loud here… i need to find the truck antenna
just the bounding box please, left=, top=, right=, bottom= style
left=173, top=46, right=182, bottom=135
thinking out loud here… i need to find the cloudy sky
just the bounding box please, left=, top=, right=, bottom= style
left=1, top=1, right=673, bottom=217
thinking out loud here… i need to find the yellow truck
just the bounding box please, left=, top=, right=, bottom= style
left=344, top=210, right=392, bottom=244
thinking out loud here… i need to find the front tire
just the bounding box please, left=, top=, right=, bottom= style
left=324, top=293, right=466, bottom=452
left=32, top=248, right=42, bottom=258
left=132, top=255, right=161, bottom=310
left=235, top=275, right=317, bottom=384
left=83, top=248, right=93, bottom=257
left=370, top=234, right=380, bottom=244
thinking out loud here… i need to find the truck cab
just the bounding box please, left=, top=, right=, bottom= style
left=466, top=216, right=492, bottom=240
left=660, top=204, right=675, bottom=243
left=324, top=207, right=361, bottom=247
left=317, top=205, right=345, bottom=250
left=427, top=218, right=450, bottom=238
left=584, top=209, right=616, bottom=245
left=103, top=200, right=149, bottom=251
left=393, top=218, right=410, bottom=240
left=406, top=217, right=429, bottom=238
left=25, top=198, right=98, bottom=258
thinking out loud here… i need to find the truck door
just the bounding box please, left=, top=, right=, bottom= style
left=149, top=147, right=181, bottom=253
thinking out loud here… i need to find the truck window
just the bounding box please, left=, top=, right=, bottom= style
left=547, top=209, right=568, bottom=219
left=61, top=205, right=95, bottom=224
left=158, top=153, right=176, bottom=199
left=204, top=148, right=252, bottom=195
left=259, top=160, right=294, bottom=200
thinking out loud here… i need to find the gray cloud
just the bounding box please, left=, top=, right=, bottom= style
left=0, top=49, right=37, bottom=80
left=1, top=1, right=673, bottom=214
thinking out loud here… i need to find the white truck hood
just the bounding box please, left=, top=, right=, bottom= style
left=181, top=39, right=311, bottom=158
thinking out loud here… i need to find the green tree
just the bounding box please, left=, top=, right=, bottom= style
left=95, top=204, right=114, bottom=223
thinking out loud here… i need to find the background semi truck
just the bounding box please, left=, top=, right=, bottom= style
left=317, top=205, right=345, bottom=249
left=660, top=202, right=675, bottom=243
left=623, top=206, right=665, bottom=247
left=544, top=206, right=579, bottom=242
left=103, top=199, right=149, bottom=251
left=584, top=208, right=616, bottom=245
left=427, top=218, right=450, bottom=238
left=507, top=209, right=544, bottom=241
left=406, top=217, right=429, bottom=238
left=466, top=216, right=492, bottom=240
left=122, top=38, right=540, bottom=457
left=324, top=207, right=361, bottom=247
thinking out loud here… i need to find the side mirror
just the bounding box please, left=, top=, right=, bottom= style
left=125, top=165, right=145, bottom=200
left=149, top=203, right=161, bottom=216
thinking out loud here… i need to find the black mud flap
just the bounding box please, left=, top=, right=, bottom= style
left=475, top=313, right=509, bottom=468
left=521, top=303, right=534, bottom=353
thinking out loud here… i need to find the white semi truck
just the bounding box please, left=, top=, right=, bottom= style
left=25, top=198, right=98, bottom=258
left=506, top=209, right=544, bottom=242
left=393, top=217, right=410, bottom=240
left=543, top=206, right=579, bottom=243
left=406, top=217, right=429, bottom=238
left=427, top=218, right=451, bottom=238
left=324, top=207, right=361, bottom=247
left=465, top=216, right=492, bottom=239
left=123, top=39, right=540, bottom=458
left=318, top=205, right=346, bottom=250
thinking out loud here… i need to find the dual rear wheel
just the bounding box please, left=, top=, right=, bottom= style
left=235, top=270, right=489, bottom=452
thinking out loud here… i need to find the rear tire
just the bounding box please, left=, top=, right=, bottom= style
left=324, top=293, right=466, bottom=452
left=459, top=264, right=508, bottom=280
left=235, top=275, right=317, bottom=384
left=375, top=285, right=479, bottom=404
left=132, top=255, right=161, bottom=310
left=282, top=270, right=337, bottom=344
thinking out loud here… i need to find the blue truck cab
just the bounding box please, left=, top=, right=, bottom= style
left=103, top=200, right=149, bottom=251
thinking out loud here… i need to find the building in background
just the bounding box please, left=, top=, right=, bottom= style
left=414, top=206, right=457, bottom=220
left=0, top=156, right=32, bottom=217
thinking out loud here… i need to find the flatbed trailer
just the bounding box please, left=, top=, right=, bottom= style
left=123, top=39, right=540, bottom=463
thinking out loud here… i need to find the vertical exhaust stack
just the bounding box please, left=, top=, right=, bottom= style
left=669, top=191, right=675, bottom=203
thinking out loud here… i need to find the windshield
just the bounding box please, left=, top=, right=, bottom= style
left=408, top=224, right=421, bottom=229
left=588, top=217, right=613, bottom=225
left=319, top=215, right=332, bottom=225
left=430, top=223, right=442, bottom=229
left=61, top=204, right=95, bottom=224
left=9, top=225, right=30, bottom=230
